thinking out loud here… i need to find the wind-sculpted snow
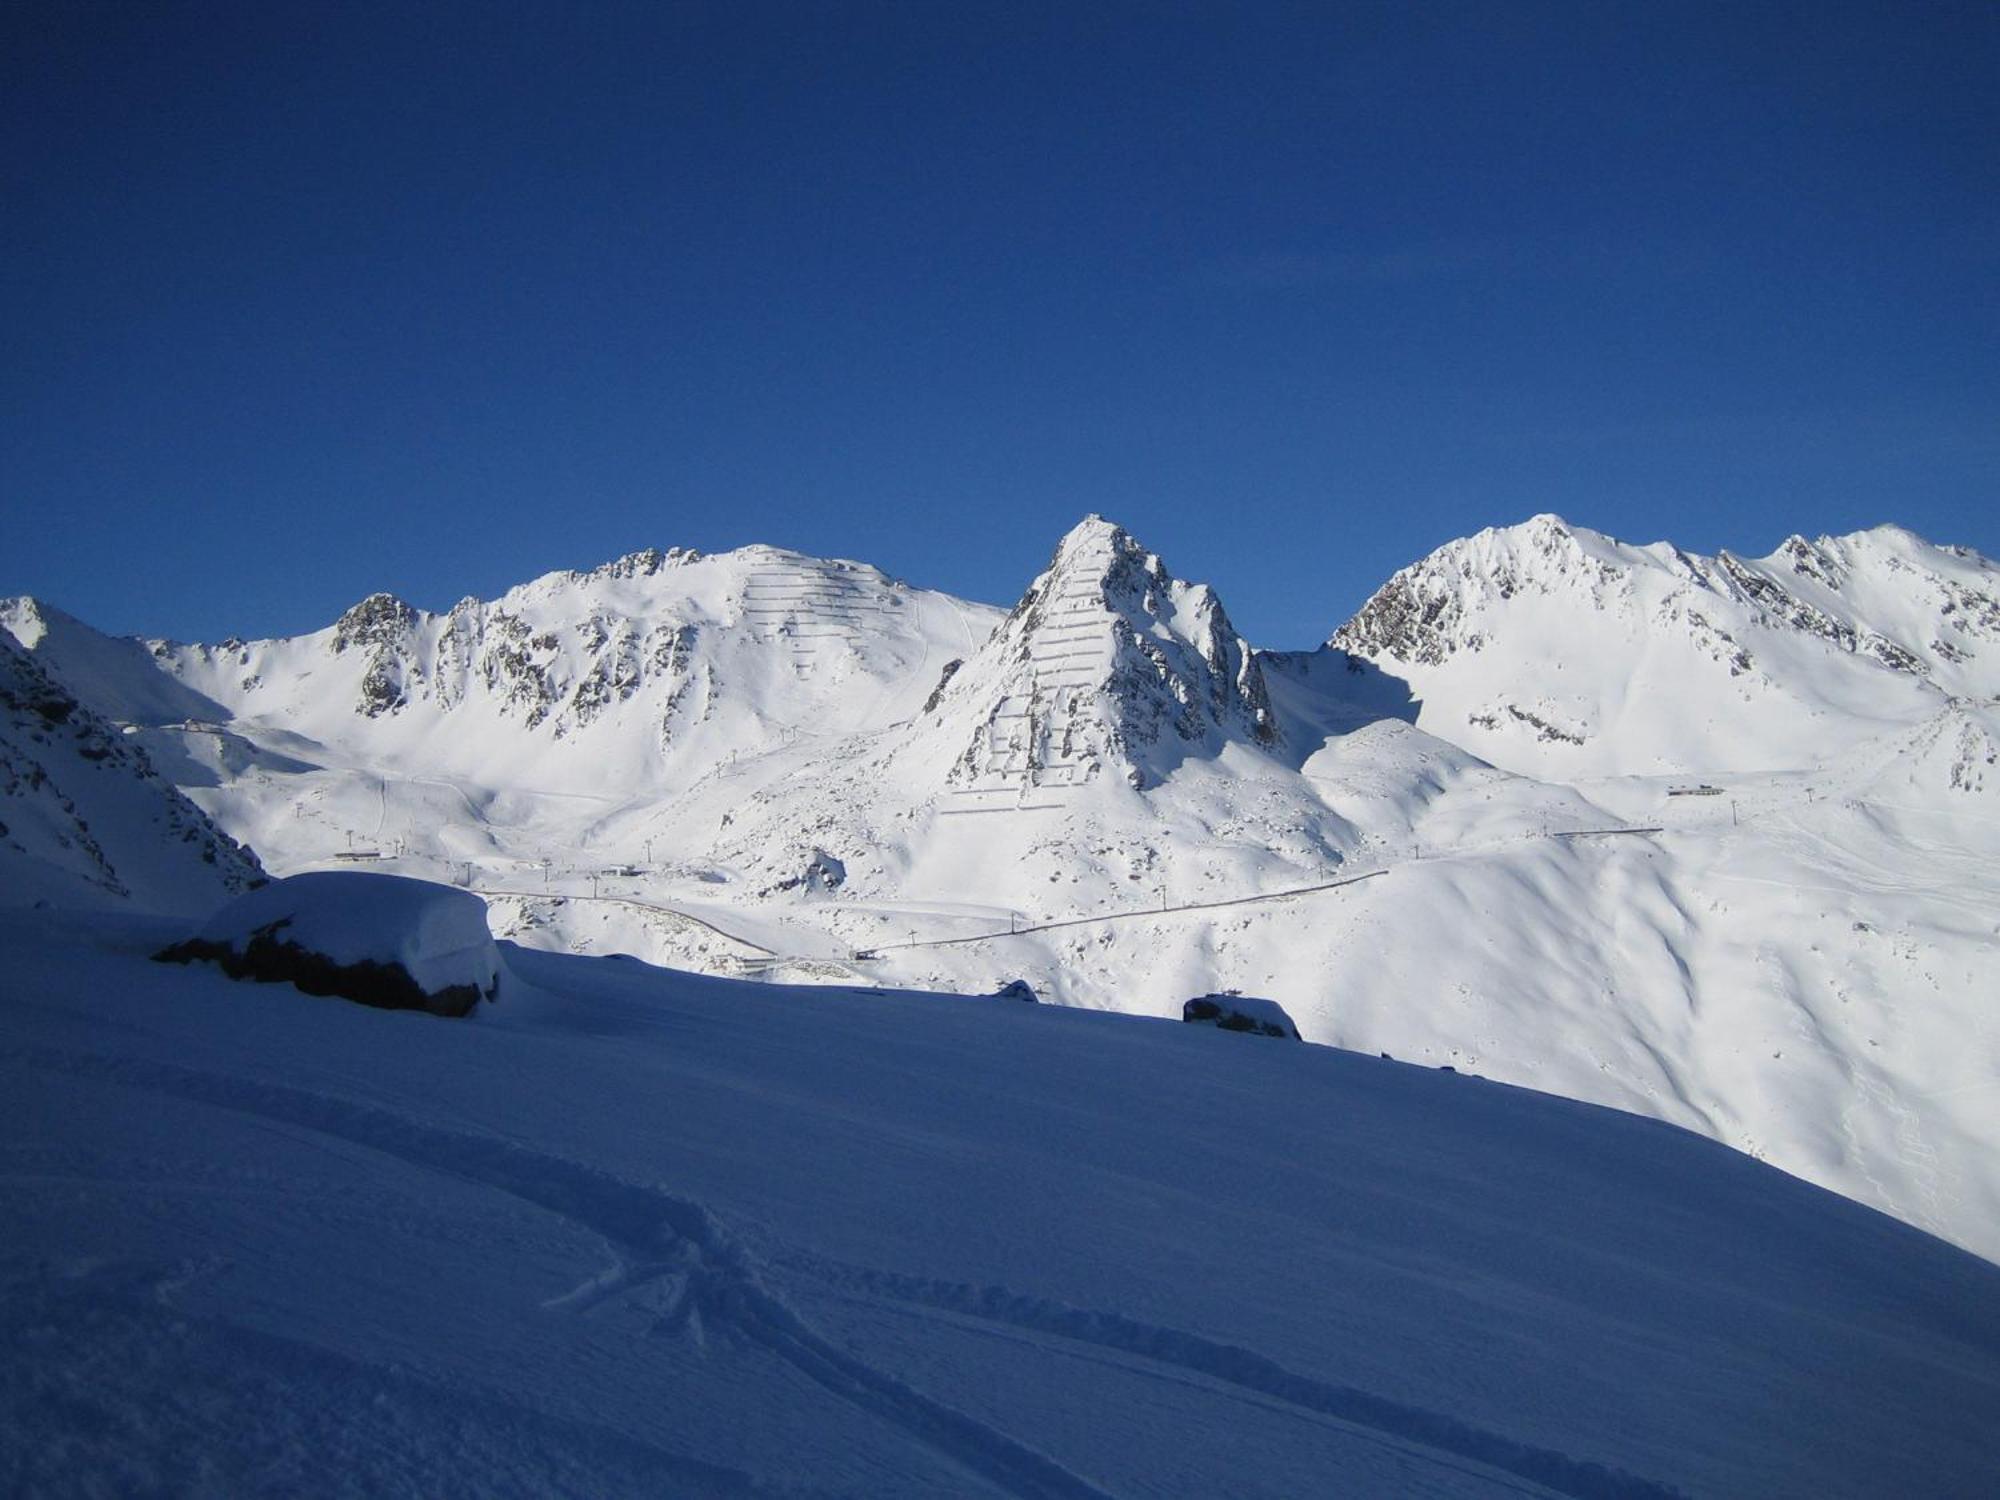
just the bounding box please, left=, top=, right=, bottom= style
left=7, top=917, right=1997, bottom=1495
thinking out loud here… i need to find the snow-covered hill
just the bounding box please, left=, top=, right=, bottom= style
left=1330, top=514, right=2000, bottom=779
left=6, top=909, right=1997, bottom=1497
left=6, top=514, right=1999, bottom=1270
left=0, top=631, right=263, bottom=914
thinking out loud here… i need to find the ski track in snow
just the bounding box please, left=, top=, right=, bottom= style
left=8, top=1040, right=1107, bottom=1500
left=781, top=1259, right=1678, bottom=1500
left=11, top=1037, right=1683, bottom=1500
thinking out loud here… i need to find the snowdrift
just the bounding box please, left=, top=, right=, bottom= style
left=156, top=872, right=500, bottom=1017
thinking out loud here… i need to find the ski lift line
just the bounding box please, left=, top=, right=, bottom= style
left=875, top=868, right=1388, bottom=947
left=936, top=804, right=1066, bottom=817
left=1550, top=827, right=1665, bottom=839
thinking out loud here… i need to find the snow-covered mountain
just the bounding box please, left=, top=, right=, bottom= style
left=1330, top=514, right=2000, bottom=778
left=929, top=515, right=1279, bottom=794
left=0, top=629, right=263, bottom=914
left=153, top=544, right=997, bottom=796
left=6, top=513, right=2000, bottom=1271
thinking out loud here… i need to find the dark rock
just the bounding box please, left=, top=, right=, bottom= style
left=155, top=919, right=492, bottom=1018
left=1181, top=993, right=1301, bottom=1040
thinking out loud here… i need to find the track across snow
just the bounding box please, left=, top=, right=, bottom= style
left=5, top=910, right=1998, bottom=1496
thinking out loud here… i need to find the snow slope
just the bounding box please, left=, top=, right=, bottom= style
left=5, top=909, right=1998, bottom=1497
left=0, top=632, right=263, bottom=914
left=7, top=516, right=1999, bottom=1268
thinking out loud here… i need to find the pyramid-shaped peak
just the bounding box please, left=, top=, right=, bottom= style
left=923, top=516, right=1278, bottom=793
left=1054, top=513, right=1128, bottom=552
left=1043, top=515, right=1150, bottom=582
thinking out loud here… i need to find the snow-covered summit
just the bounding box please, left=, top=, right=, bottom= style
left=1330, top=514, right=1999, bottom=776
left=927, top=516, right=1278, bottom=792
left=6, top=544, right=1001, bottom=798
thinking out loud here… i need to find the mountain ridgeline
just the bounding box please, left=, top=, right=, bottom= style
left=6, top=512, right=2000, bottom=1263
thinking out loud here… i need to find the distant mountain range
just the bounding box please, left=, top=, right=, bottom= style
left=6, top=514, right=1998, bottom=1262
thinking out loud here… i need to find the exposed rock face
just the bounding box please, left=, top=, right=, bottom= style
left=932, top=517, right=1279, bottom=792
left=0, top=634, right=264, bottom=912
left=332, top=593, right=422, bottom=717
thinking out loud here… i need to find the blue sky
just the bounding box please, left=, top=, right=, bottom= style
left=4, top=1, right=1995, bottom=647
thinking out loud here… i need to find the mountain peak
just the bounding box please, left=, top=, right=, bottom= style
left=1331, top=516, right=1999, bottom=777
left=928, top=518, right=1277, bottom=793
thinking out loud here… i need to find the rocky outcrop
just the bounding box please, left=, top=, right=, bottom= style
left=1182, top=993, right=1301, bottom=1039
left=331, top=593, right=424, bottom=717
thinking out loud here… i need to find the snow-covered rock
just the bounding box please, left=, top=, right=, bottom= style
left=1182, top=992, right=1301, bottom=1038
left=156, top=872, right=500, bottom=1017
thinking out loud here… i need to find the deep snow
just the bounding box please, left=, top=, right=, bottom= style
left=175, top=871, right=502, bottom=1003
left=5, top=909, right=1999, bottom=1497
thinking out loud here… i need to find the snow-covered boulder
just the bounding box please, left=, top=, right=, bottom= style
left=1182, top=993, right=1301, bottom=1039
left=764, top=847, right=847, bottom=897
left=156, top=872, right=501, bottom=1017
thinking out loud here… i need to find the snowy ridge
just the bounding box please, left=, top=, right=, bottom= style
left=1331, top=514, right=1998, bottom=777
left=0, top=632, right=263, bottom=914
left=88, top=544, right=998, bottom=797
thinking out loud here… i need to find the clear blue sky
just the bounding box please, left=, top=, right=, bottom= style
left=4, top=1, right=1995, bottom=647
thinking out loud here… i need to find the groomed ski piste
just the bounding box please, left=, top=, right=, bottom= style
left=7, top=905, right=2000, bottom=1497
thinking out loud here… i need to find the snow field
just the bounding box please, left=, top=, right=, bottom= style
left=5, top=909, right=1999, bottom=1496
